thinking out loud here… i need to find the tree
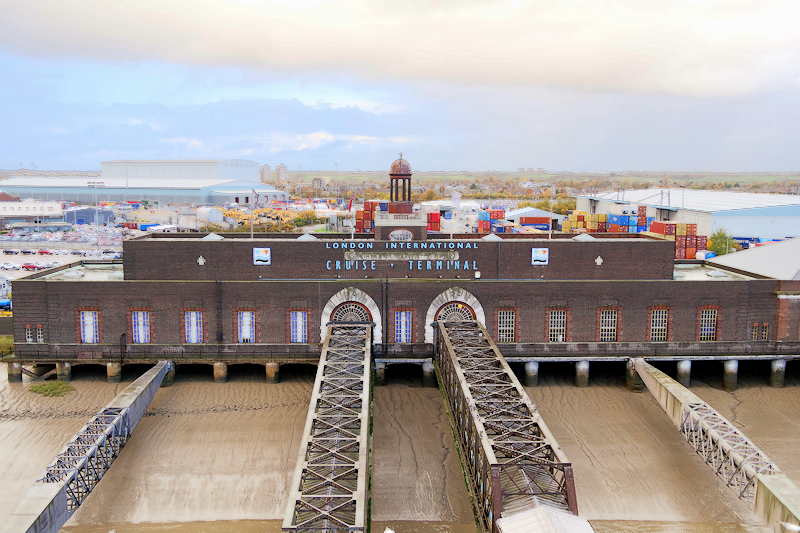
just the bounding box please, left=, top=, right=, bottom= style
left=707, top=227, right=740, bottom=256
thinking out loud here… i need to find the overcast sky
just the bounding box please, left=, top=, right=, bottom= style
left=1, top=0, right=799, bottom=172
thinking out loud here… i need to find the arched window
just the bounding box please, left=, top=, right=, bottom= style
left=331, top=302, right=371, bottom=323
left=435, top=302, right=476, bottom=322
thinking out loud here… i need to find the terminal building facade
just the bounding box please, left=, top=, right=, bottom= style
left=8, top=158, right=800, bottom=385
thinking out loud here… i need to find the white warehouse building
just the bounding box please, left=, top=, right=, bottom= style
left=101, top=159, right=259, bottom=183
left=576, top=188, right=800, bottom=240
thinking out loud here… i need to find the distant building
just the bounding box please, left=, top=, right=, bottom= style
left=276, top=164, right=288, bottom=183
left=64, top=207, right=115, bottom=225
left=101, top=159, right=259, bottom=183
left=260, top=165, right=272, bottom=183
left=0, top=200, right=63, bottom=229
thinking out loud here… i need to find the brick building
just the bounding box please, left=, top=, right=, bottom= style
left=7, top=157, right=800, bottom=384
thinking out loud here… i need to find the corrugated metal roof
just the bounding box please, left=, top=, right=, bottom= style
left=579, top=189, right=800, bottom=213
left=706, top=237, right=800, bottom=280
left=0, top=177, right=267, bottom=190
left=496, top=505, right=595, bottom=533
left=505, top=207, right=566, bottom=221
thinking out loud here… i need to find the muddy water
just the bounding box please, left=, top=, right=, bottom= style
left=1, top=361, right=797, bottom=533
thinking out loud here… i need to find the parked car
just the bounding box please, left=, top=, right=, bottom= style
left=0, top=262, right=19, bottom=270
left=21, top=263, right=38, bottom=270
left=46, top=261, right=63, bottom=268
left=53, top=249, right=68, bottom=255
left=20, top=249, right=36, bottom=255
left=3, top=249, right=19, bottom=255
left=38, top=249, right=53, bottom=255
left=70, top=250, right=83, bottom=256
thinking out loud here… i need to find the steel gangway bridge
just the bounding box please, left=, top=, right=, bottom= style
left=1, top=360, right=173, bottom=533
left=435, top=320, right=579, bottom=532
left=282, top=322, right=373, bottom=533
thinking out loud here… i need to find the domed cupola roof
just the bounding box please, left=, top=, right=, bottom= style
left=389, top=153, right=411, bottom=176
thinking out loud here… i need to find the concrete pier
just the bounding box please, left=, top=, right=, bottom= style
left=723, top=359, right=738, bottom=392
left=56, top=362, right=72, bottom=382
left=575, top=360, right=590, bottom=388
left=265, top=362, right=280, bottom=384
left=524, top=361, right=539, bottom=387
left=374, top=362, right=386, bottom=386
left=107, top=362, right=122, bottom=383
left=213, top=362, right=228, bottom=383
left=626, top=359, right=642, bottom=392
left=421, top=360, right=436, bottom=387
left=770, top=359, right=786, bottom=388
left=7, top=362, right=22, bottom=382
left=677, top=360, right=691, bottom=388
left=161, top=362, right=176, bottom=387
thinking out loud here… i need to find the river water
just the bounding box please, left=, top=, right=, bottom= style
left=2, top=360, right=797, bottom=532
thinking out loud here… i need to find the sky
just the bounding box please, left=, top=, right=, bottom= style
left=1, top=0, right=800, bottom=172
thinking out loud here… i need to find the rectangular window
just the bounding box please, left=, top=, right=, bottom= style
left=751, top=324, right=759, bottom=340
left=238, top=311, right=255, bottom=343
left=36, top=326, right=43, bottom=343
left=549, top=310, right=566, bottom=342
left=395, top=311, right=412, bottom=343
left=25, top=326, right=33, bottom=343
left=600, top=310, right=617, bottom=342
left=700, top=309, right=717, bottom=341
left=497, top=310, right=516, bottom=343
left=131, top=311, right=150, bottom=343
left=290, top=311, right=307, bottom=343
left=80, top=311, right=99, bottom=344
left=761, top=325, right=769, bottom=341
left=650, top=309, right=668, bottom=342
left=185, top=311, right=203, bottom=343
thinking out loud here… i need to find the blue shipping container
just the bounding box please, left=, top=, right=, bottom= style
left=445, top=212, right=452, bottom=219
left=621, top=216, right=630, bottom=225
left=637, top=226, right=646, bottom=232
left=379, top=201, right=388, bottom=211
left=478, top=211, right=490, bottom=221
left=609, top=214, right=622, bottom=225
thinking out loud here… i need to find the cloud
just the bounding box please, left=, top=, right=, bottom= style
left=1, top=1, right=799, bottom=97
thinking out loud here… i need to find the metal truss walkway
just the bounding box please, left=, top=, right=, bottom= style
left=435, top=321, right=578, bottom=533
left=282, top=323, right=373, bottom=533
left=1, top=360, right=173, bottom=533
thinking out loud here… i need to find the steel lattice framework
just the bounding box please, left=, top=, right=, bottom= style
left=435, top=321, right=577, bottom=533
left=1, top=360, right=172, bottom=533
left=38, top=407, right=130, bottom=511
left=282, top=323, right=372, bottom=533
left=681, top=402, right=780, bottom=503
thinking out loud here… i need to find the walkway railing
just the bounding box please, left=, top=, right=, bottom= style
left=282, top=323, right=372, bottom=533
left=435, top=321, right=577, bottom=533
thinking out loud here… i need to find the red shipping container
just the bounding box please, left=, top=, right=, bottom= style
left=697, top=236, right=708, bottom=249
left=520, top=216, right=549, bottom=224
left=676, top=236, right=687, bottom=246
left=429, top=212, right=441, bottom=222
left=355, top=220, right=364, bottom=229
left=431, top=222, right=440, bottom=231
left=356, top=210, right=364, bottom=220
left=687, top=224, right=697, bottom=236
left=687, top=247, right=697, bottom=259
left=675, top=247, right=685, bottom=259
left=649, top=221, right=666, bottom=234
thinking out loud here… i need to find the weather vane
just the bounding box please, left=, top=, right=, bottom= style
left=399, top=152, right=403, bottom=159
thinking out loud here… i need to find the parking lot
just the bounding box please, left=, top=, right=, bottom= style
left=0, top=244, right=121, bottom=280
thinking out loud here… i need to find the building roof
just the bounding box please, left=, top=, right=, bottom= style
left=706, top=237, right=800, bottom=280
left=389, top=154, right=412, bottom=175
left=579, top=188, right=800, bottom=213
left=505, top=206, right=566, bottom=221
left=0, top=177, right=274, bottom=190
left=101, top=159, right=255, bottom=164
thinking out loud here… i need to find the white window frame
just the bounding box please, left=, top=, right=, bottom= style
left=394, top=310, right=412, bottom=343
left=599, top=309, right=617, bottom=342
left=700, top=309, right=717, bottom=341
left=25, top=326, right=33, bottom=343
left=549, top=310, right=566, bottom=342
left=497, top=310, right=516, bottom=343
left=238, top=311, right=255, bottom=343
left=185, top=311, right=203, bottom=344
left=36, top=326, right=43, bottom=343
left=80, top=311, right=99, bottom=344
left=131, top=311, right=150, bottom=344
left=650, top=309, right=668, bottom=342
left=761, top=324, right=769, bottom=341
left=290, top=311, right=307, bottom=343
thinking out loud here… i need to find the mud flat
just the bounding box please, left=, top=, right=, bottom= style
left=522, top=362, right=767, bottom=527
left=371, top=368, right=475, bottom=525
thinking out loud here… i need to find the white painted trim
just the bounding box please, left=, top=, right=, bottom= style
left=424, top=287, right=486, bottom=343
left=320, top=287, right=382, bottom=343
left=778, top=294, right=800, bottom=299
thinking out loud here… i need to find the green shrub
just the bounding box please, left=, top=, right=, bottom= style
left=29, top=381, right=75, bottom=397
left=0, top=335, right=14, bottom=357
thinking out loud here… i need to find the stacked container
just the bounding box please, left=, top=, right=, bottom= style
left=427, top=211, right=441, bottom=232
